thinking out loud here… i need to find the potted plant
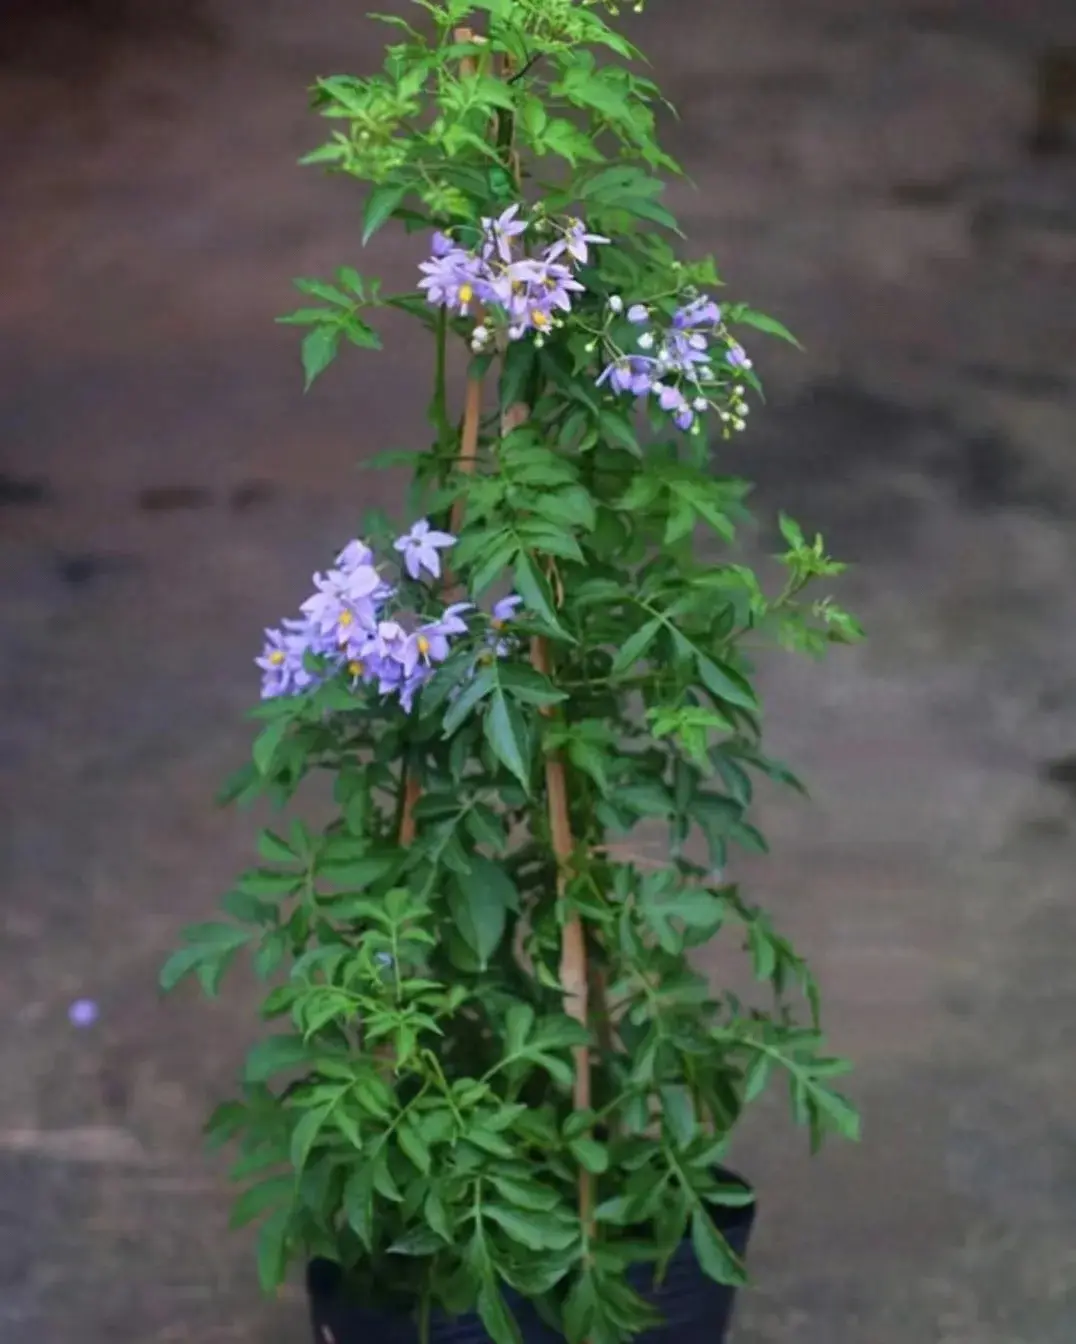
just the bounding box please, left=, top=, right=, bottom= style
left=161, top=3, right=863, bottom=1342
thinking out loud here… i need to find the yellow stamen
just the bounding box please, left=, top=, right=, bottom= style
left=268, top=650, right=285, bottom=666
left=417, top=635, right=430, bottom=656
left=491, top=619, right=505, bottom=632
left=458, top=283, right=473, bottom=304
left=478, top=650, right=494, bottom=666
left=531, top=309, right=550, bottom=328
left=338, top=610, right=353, bottom=627
left=348, top=660, right=364, bottom=677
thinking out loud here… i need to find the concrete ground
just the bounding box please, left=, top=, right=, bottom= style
left=2, top=0, right=1076, bottom=1340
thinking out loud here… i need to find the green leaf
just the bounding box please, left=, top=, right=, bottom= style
left=497, top=663, right=568, bottom=708
left=443, top=666, right=496, bottom=737
left=734, top=306, right=802, bottom=348
left=397, top=1117, right=432, bottom=1173
left=363, top=181, right=408, bottom=244
left=229, top=1175, right=293, bottom=1230
left=611, top=618, right=662, bottom=676
left=514, top=551, right=564, bottom=631
left=425, top=1188, right=452, bottom=1242
left=697, top=656, right=759, bottom=711
left=301, top=326, right=340, bottom=390
left=158, top=945, right=205, bottom=992
left=660, top=1084, right=696, bottom=1147
left=484, top=1204, right=576, bottom=1251
left=489, top=1175, right=560, bottom=1212
left=743, top=1054, right=772, bottom=1103
left=598, top=409, right=641, bottom=457
left=318, top=855, right=398, bottom=890
left=484, top=690, right=530, bottom=790
left=390, top=1226, right=446, bottom=1256
left=257, top=830, right=296, bottom=864
left=465, top=1127, right=515, bottom=1158
left=448, top=868, right=508, bottom=969
left=344, top=1165, right=375, bottom=1250
left=254, top=929, right=289, bottom=980
left=501, top=339, right=537, bottom=408
left=252, top=718, right=289, bottom=775
left=160, top=924, right=250, bottom=992
left=290, top=1103, right=332, bottom=1172
left=810, top=1086, right=861, bottom=1142
left=568, top=1137, right=609, bottom=1173
left=477, top=1279, right=523, bottom=1344
left=256, top=1206, right=291, bottom=1293
left=690, top=1208, right=747, bottom=1287
left=244, top=1035, right=310, bottom=1083
left=205, top=1100, right=248, bottom=1148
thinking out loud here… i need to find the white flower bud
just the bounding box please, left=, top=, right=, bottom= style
left=693, top=397, right=708, bottom=412
left=608, top=295, right=624, bottom=313
left=638, top=332, right=655, bottom=350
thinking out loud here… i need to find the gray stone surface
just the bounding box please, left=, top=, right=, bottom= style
left=2, top=1, right=1076, bottom=1340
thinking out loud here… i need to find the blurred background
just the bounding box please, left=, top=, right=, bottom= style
left=2, top=0, right=1076, bottom=1340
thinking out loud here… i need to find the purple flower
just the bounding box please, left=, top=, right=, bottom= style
left=627, top=304, right=649, bottom=324
left=365, top=619, right=406, bottom=661
left=418, top=247, right=490, bottom=316
left=394, top=519, right=456, bottom=581
left=727, top=342, right=752, bottom=370
left=398, top=665, right=431, bottom=714
left=431, top=231, right=455, bottom=257
left=399, top=625, right=451, bottom=676
left=68, top=999, right=98, bottom=1028
left=432, top=602, right=473, bottom=636
left=674, top=296, right=721, bottom=329
left=491, top=595, right=523, bottom=627
left=663, top=330, right=711, bottom=376
left=481, top=204, right=528, bottom=264
left=493, top=257, right=583, bottom=337
left=546, top=218, right=610, bottom=266
left=300, top=565, right=381, bottom=647
left=256, top=619, right=340, bottom=698
left=654, top=383, right=696, bottom=432
left=597, top=359, right=633, bottom=393
left=335, top=539, right=374, bottom=571
left=597, top=356, right=656, bottom=397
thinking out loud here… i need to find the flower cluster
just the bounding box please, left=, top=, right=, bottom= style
left=418, top=206, right=607, bottom=351
left=256, top=523, right=522, bottom=714
left=596, top=294, right=752, bottom=435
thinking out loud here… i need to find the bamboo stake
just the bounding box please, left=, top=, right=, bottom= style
left=530, top=630, right=593, bottom=1227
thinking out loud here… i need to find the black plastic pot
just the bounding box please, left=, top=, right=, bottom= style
left=307, top=1175, right=755, bottom=1344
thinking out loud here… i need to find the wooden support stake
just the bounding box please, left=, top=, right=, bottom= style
left=531, top=630, right=592, bottom=1227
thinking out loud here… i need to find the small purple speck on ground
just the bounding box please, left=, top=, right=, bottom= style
left=68, top=999, right=99, bottom=1027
